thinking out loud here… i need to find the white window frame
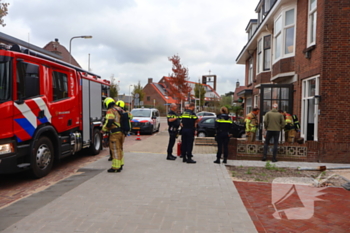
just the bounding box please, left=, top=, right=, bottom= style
left=301, top=75, right=320, bottom=141
left=263, top=35, right=271, bottom=71
left=307, top=0, right=317, bottom=46
left=248, top=58, right=253, bottom=84
left=254, top=95, right=259, bottom=108
left=273, top=7, right=296, bottom=63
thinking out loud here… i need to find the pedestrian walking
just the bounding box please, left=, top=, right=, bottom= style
left=102, top=98, right=126, bottom=173
left=244, top=107, right=260, bottom=142
left=166, top=103, right=180, bottom=160
left=213, top=106, right=233, bottom=164
left=180, top=103, right=198, bottom=163
left=262, top=103, right=285, bottom=162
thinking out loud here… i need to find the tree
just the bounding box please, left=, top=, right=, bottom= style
left=109, top=75, right=118, bottom=99
left=167, top=55, right=191, bottom=105
left=132, top=81, right=145, bottom=108
left=194, top=82, right=206, bottom=111
left=0, top=1, right=9, bottom=27
left=220, top=95, right=233, bottom=111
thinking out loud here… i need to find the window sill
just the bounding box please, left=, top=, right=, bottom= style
left=303, top=45, right=316, bottom=59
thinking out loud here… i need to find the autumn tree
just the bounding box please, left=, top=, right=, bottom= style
left=167, top=55, right=191, bottom=105
left=0, top=1, right=9, bottom=27
left=194, top=82, right=206, bottom=111
left=131, top=81, right=145, bottom=108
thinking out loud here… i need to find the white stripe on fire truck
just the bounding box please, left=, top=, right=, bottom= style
left=14, top=102, right=38, bottom=129
left=33, top=97, right=52, bottom=122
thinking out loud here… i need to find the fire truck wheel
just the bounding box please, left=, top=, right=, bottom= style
left=89, top=128, right=101, bottom=155
left=31, top=136, right=54, bottom=178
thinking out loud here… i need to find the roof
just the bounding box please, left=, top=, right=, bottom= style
left=43, top=39, right=81, bottom=68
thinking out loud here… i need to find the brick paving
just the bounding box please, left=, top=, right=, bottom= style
left=235, top=181, right=350, bottom=233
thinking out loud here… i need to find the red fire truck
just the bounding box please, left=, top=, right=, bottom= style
left=0, top=37, right=110, bottom=178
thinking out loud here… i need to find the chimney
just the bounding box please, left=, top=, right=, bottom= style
left=55, top=38, right=59, bottom=42
left=148, top=78, right=153, bottom=84
left=236, top=79, right=240, bottom=88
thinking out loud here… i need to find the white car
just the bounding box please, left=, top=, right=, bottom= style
left=196, top=111, right=216, bottom=118
left=130, top=108, right=160, bottom=134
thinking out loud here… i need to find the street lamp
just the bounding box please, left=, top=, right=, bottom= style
left=129, top=84, right=133, bottom=110
left=69, top=35, right=93, bottom=64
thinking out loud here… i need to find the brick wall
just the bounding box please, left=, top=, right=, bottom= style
left=142, top=83, right=166, bottom=107
left=272, top=57, right=295, bottom=77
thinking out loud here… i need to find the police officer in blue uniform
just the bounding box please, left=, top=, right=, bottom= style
left=214, top=106, right=233, bottom=164
left=166, top=103, right=180, bottom=160
left=180, top=103, right=198, bottom=164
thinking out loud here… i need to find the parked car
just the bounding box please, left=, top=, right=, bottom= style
left=196, top=116, right=245, bottom=138
left=196, top=111, right=216, bottom=119
left=130, top=108, right=160, bottom=134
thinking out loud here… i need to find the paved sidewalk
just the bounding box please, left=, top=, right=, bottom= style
left=0, top=152, right=257, bottom=233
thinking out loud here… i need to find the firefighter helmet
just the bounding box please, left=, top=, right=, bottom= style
left=116, top=100, right=125, bottom=108
left=104, top=97, right=115, bottom=109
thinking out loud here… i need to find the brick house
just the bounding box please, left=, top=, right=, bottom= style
left=143, top=77, right=220, bottom=114
left=43, top=38, right=81, bottom=68
left=234, top=0, right=350, bottom=163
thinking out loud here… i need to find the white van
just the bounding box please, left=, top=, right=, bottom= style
left=130, top=108, right=160, bottom=134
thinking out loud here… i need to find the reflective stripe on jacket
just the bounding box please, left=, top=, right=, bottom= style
left=102, top=107, right=122, bottom=134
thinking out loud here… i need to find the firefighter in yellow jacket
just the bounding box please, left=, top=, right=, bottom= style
left=283, top=112, right=296, bottom=143
left=102, top=98, right=125, bottom=173
left=245, top=107, right=260, bottom=142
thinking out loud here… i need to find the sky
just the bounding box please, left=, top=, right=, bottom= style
left=1, top=0, right=258, bottom=96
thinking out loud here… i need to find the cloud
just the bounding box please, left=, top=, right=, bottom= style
left=2, top=0, right=258, bottom=95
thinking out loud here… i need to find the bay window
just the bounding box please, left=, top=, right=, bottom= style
left=264, top=35, right=271, bottom=70
left=274, top=8, right=295, bottom=61
left=248, top=58, right=253, bottom=84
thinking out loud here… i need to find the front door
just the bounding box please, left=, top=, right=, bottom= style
left=259, top=84, right=293, bottom=140
left=301, top=76, right=319, bottom=141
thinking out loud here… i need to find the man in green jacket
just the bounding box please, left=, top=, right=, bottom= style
left=262, top=103, right=285, bottom=162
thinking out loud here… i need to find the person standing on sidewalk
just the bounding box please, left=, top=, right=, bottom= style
left=245, top=107, right=260, bottom=142
left=262, top=103, right=285, bottom=162
left=102, top=98, right=126, bottom=173
left=166, top=103, right=180, bottom=160
left=180, top=103, right=198, bottom=164
left=214, top=106, right=233, bottom=164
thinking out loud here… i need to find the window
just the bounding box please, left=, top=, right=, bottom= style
left=248, top=58, right=253, bottom=84
left=254, top=95, right=259, bottom=108
left=246, top=97, right=252, bottom=114
left=285, top=9, right=295, bottom=54
left=274, top=16, right=282, bottom=60
left=0, top=56, right=11, bottom=101
left=274, top=8, right=295, bottom=61
left=52, top=71, right=68, bottom=101
left=308, top=0, right=317, bottom=45
left=264, top=35, right=271, bottom=70
left=147, top=96, right=150, bottom=101
left=17, top=61, right=40, bottom=100
left=257, top=39, right=262, bottom=73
